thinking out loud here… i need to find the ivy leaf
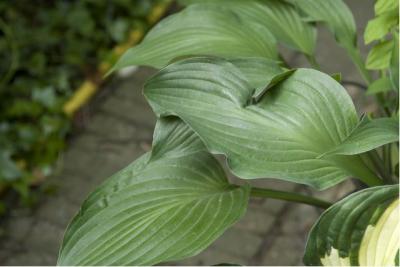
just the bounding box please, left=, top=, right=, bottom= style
left=107, top=18, right=129, bottom=43
left=366, top=40, right=394, bottom=70
left=364, top=10, right=398, bottom=44
left=144, top=57, right=381, bottom=190
left=319, top=117, right=399, bottom=157
left=57, top=117, right=249, bottom=266
left=303, top=185, right=399, bottom=266
left=32, top=86, right=57, bottom=109
left=111, top=5, right=278, bottom=71
left=179, top=0, right=316, bottom=56
left=0, top=151, right=21, bottom=181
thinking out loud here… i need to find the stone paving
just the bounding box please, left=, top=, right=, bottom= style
left=0, top=1, right=374, bottom=265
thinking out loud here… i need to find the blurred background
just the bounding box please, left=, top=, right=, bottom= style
left=0, top=0, right=169, bottom=205
left=0, top=0, right=375, bottom=265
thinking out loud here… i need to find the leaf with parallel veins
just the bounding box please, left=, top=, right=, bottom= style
left=57, top=117, right=249, bottom=266
left=179, top=0, right=317, bottom=56
left=111, top=4, right=278, bottom=72
left=288, top=0, right=357, bottom=50
left=144, top=57, right=383, bottom=189
left=320, top=116, right=399, bottom=157
left=303, top=185, right=399, bottom=266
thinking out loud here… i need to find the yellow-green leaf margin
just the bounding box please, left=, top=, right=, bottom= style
left=304, top=185, right=399, bottom=266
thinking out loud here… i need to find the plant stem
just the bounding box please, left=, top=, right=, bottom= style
left=347, top=47, right=372, bottom=85
left=334, top=155, right=384, bottom=187
left=368, top=150, right=392, bottom=184
left=341, top=80, right=367, bottom=90
left=383, top=144, right=394, bottom=182
left=387, top=145, right=393, bottom=178
left=278, top=54, right=291, bottom=68
left=306, top=55, right=321, bottom=70
left=250, top=187, right=332, bottom=209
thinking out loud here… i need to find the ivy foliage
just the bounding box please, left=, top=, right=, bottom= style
left=0, top=0, right=161, bottom=203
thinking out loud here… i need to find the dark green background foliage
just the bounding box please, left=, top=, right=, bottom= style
left=0, top=0, right=159, bottom=205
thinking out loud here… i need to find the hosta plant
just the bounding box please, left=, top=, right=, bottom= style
left=57, top=0, right=399, bottom=266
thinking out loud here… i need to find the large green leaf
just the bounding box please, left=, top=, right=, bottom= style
left=179, top=0, right=316, bottom=56
left=320, top=117, right=399, bottom=157
left=144, top=57, right=381, bottom=189
left=303, top=185, right=399, bottom=266
left=287, top=0, right=371, bottom=82
left=225, top=57, right=284, bottom=95
left=57, top=117, right=249, bottom=266
left=232, top=0, right=316, bottom=55
left=111, top=4, right=278, bottom=71
left=288, top=0, right=356, bottom=51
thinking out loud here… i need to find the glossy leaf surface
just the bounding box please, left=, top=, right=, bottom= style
left=304, top=185, right=399, bottom=266
left=58, top=117, right=249, bottom=266
left=144, top=57, right=381, bottom=189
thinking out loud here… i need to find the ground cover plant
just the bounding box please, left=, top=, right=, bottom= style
left=58, top=0, right=399, bottom=265
left=0, top=0, right=162, bottom=208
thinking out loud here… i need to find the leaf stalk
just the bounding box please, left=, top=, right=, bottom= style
left=347, top=46, right=372, bottom=85
left=250, top=187, right=332, bottom=209
left=306, top=55, right=321, bottom=70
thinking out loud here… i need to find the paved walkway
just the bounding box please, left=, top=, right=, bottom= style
left=0, top=67, right=359, bottom=265
left=0, top=1, right=374, bottom=265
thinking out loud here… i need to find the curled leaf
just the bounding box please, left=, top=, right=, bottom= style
left=144, top=57, right=381, bottom=189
